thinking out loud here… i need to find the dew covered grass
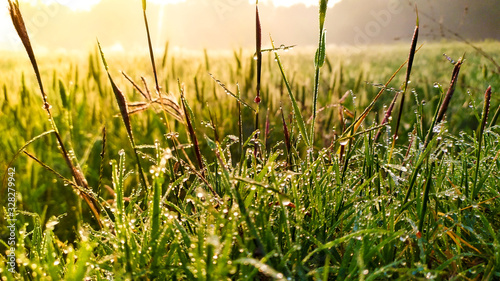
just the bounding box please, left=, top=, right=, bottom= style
left=1, top=1, right=500, bottom=280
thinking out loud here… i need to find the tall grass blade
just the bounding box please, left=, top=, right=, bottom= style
left=476, top=86, right=492, bottom=142
left=209, top=74, right=255, bottom=111
left=418, top=163, right=432, bottom=232
left=208, top=107, right=220, bottom=142
left=142, top=0, right=160, bottom=92
left=390, top=10, right=419, bottom=161
left=255, top=3, right=262, bottom=107
left=490, top=104, right=500, bottom=127
left=472, top=85, right=492, bottom=199
left=161, top=41, right=169, bottom=68
left=435, top=57, right=463, bottom=124
left=402, top=134, right=438, bottom=205
left=347, top=46, right=421, bottom=143
left=311, top=0, right=329, bottom=144
left=9, top=0, right=101, bottom=227
left=23, top=151, right=102, bottom=229
left=23, top=151, right=77, bottom=191
left=98, top=40, right=149, bottom=189
left=264, top=108, right=270, bottom=151
left=122, top=71, right=149, bottom=100
left=374, top=93, right=398, bottom=143
left=8, top=0, right=47, bottom=107
left=280, top=104, right=291, bottom=165
left=97, top=127, right=106, bottom=196
left=270, top=36, right=310, bottom=147
left=180, top=84, right=204, bottom=173
left=254, top=3, right=263, bottom=156
left=2, top=130, right=54, bottom=189
left=237, top=84, right=244, bottom=164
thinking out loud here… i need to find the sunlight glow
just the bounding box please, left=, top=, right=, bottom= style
left=19, top=0, right=186, bottom=11
left=20, top=0, right=101, bottom=11
left=148, top=0, right=186, bottom=4
left=19, top=0, right=342, bottom=12
left=258, top=0, right=342, bottom=8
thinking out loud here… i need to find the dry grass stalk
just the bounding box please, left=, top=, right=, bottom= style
left=390, top=9, right=419, bottom=161
left=123, top=72, right=183, bottom=122
left=180, top=84, right=205, bottom=174
left=98, top=41, right=149, bottom=189
left=436, top=58, right=464, bottom=124
left=9, top=0, right=102, bottom=228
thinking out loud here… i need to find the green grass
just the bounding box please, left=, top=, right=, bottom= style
left=1, top=1, right=500, bottom=280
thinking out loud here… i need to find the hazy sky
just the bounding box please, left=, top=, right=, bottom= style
left=2, top=0, right=341, bottom=51
left=1, top=0, right=498, bottom=53
left=11, top=0, right=341, bottom=10
left=2, top=0, right=344, bottom=52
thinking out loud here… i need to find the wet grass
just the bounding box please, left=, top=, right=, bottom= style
left=1, top=1, right=500, bottom=280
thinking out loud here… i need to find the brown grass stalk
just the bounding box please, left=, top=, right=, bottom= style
left=9, top=0, right=102, bottom=228
left=436, top=58, right=464, bottom=124
left=98, top=41, right=149, bottom=189
left=180, top=84, right=204, bottom=174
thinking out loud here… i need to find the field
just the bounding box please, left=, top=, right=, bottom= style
left=1, top=1, right=500, bottom=280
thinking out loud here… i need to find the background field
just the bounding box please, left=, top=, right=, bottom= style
left=1, top=32, right=500, bottom=279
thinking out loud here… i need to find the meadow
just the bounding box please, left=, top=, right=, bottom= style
left=1, top=1, right=500, bottom=280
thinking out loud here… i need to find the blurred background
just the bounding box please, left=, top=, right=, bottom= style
left=1, top=0, right=499, bottom=53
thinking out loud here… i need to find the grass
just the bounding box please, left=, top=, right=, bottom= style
left=1, top=0, right=500, bottom=280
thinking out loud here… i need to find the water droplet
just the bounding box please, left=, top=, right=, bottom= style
left=433, top=123, right=443, bottom=133
left=42, top=102, right=52, bottom=110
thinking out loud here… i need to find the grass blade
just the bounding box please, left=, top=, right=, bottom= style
left=389, top=10, right=419, bottom=161
left=472, top=86, right=492, bottom=199
left=280, top=104, right=292, bottom=165
left=422, top=56, right=464, bottom=148
left=98, top=40, right=149, bottom=189
left=346, top=46, right=422, bottom=142
left=489, top=104, right=500, bottom=127
left=435, top=57, right=464, bottom=124
left=9, top=0, right=102, bottom=227
left=418, top=163, right=432, bottom=232
left=180, top=83, right=204, bottom=173
left=142, top=0, right=160, bottom=92
left=209, top=74, right=256, bottom=111
left=2, top=130, right=54, bottom=191
left=97, top=127, right=106, bottom=196
left=270, top=36, right=310, bottom=147
left=8, top=0, right=47, bottom=107
left=255, top=3, right=262, bottom=108
left=311, top=0, right=329, bottom=144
